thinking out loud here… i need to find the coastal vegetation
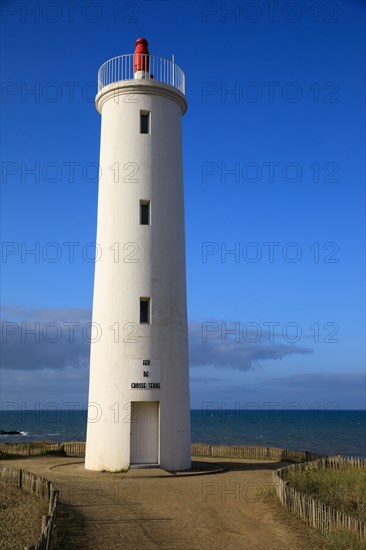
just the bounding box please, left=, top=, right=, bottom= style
left=278, top=460, right=366, bottom=550
left=283, top=464, right=366, bottom=521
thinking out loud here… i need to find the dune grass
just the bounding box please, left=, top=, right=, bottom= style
left=322, top=528, right=366, bottom=550
left=283, top=465, right=366, bottom=521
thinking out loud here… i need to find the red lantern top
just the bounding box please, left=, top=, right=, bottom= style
left=133, top=38, right=149, bottom=73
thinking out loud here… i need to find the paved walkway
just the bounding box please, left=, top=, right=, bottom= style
left=0, top=456, right=319, bottom=549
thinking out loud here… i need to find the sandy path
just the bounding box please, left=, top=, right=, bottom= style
left=0, top=481, right=49, bottom=550
left=0, top=456, right=319, bottom=550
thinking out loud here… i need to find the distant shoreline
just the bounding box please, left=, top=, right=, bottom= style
left=1, top=410, right=365, bottom=458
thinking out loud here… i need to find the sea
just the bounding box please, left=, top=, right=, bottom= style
left=0, top=409, right=365, bottom=458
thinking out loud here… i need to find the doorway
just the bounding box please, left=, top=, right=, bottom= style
left=130, top=401, right=159, bottom=465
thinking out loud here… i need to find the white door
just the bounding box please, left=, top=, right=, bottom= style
left=130, top=401, right=159, bottom=464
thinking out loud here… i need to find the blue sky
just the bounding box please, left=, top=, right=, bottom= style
left=1, top=0, right=365, bottom=411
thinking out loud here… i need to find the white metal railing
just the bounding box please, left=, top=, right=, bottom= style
left=98, top=54, right=185, bottom=95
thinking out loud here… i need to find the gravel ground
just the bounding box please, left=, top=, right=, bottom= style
left=0, top=456, right=323, bottom=550
left=0, top=482, right=48, bottom=550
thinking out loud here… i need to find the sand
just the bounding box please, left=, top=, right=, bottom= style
left=0, top=480, right=48, bottom=550
left=0, top=456, right=321, bottom=549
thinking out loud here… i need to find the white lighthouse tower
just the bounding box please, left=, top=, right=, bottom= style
left=85, top=39, right=191, bottom=471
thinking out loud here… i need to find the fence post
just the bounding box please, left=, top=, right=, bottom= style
left=49, top=489, right=54, bottom=515
left=18, top=469, right=22, bottom=489
left=41, top=515, right=49, bottom=533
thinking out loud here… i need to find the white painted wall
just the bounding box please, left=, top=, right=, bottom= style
left=85, top=79, right=191, bottom=471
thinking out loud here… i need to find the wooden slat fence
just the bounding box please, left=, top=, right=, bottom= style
left=62, top=441, right=86, bottom=457
left=273, top=456, right=366, bottom=541
left=0, top=466, right=59, bottom=550
left=0, top=443, right=60, bottom=457
left=191, top=444, right=322, bottom=462
left=0, top=441, right=86, bottom=457
left=1, top=441, right=322, bottom=462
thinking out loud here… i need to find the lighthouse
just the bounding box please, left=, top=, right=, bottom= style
left=85, top=39, right=191, bottom=471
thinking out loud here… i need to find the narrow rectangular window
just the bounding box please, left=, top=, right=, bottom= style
left=140, top=200, right=150, bottom=225
left=140, top=298, right=150, bottom=324
left=140, top=111, right=150, bottom=134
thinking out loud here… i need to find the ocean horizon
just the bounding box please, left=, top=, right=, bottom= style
left=1, top=409, right=365, bottom=459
